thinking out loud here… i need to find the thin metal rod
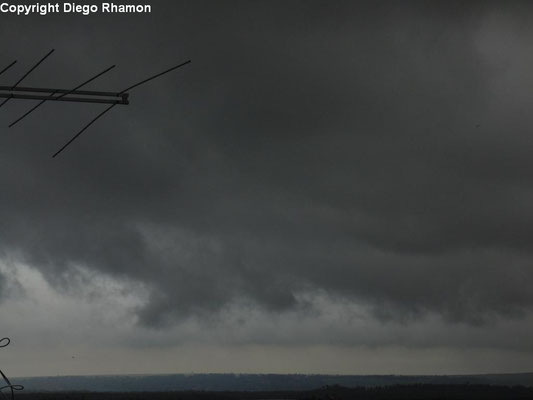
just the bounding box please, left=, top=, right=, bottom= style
left=0, top=61, right=16, bottom=77
left=9, top=90, right=58, bottom=128
left=0, top=49, right=54, bottom=109
left=0, top=96, right=11, bottom=107
left=0, top=92, right=126, bottom=105
left=119, top=59, right=190, bottom=94
left=53, top=103, right=117, bottom=158
left=11, top=49, right=55, bottom=90
left=9, top=65, right=116, bottom=127
left=56, top=65, right=116, bottom=100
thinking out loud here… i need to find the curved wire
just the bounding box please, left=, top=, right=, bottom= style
left=0, top=338, right=23, bottom=400
left=0, top=387, right=22, bottom=391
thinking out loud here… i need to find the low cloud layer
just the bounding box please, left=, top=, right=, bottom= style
left=1, top=1, right=533, bottom=373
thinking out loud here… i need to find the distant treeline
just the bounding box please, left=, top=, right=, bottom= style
left=14, top=372, right=533, bottom=392
left=14, top=384, right=533, bottom=400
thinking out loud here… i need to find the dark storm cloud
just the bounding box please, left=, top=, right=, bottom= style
left=0, top=271, right=6, bottom=301
left=1, top=1, right=533, bottom=334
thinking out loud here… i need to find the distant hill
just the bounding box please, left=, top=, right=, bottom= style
left=12, top=372, right=533, bottom=392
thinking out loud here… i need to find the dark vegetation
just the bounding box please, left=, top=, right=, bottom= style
left=14, top=384, right=533, bottom=400
left=14, top=373, right=533, bottom=392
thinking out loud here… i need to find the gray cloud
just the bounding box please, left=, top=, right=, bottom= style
left=1, top=1, right=533, bottom=352
left=0, top=271, right=7, bottom=302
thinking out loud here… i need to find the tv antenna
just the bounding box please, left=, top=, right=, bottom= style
left=0, top=49, right=191, bottom=157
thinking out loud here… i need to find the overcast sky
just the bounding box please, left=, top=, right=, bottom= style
left=1, top=0, right=533, bottom=377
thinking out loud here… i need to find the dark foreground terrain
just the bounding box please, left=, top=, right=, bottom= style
left=14, top=373, right=533, bottom=391
left=15, top=384, right=533, bottom=400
